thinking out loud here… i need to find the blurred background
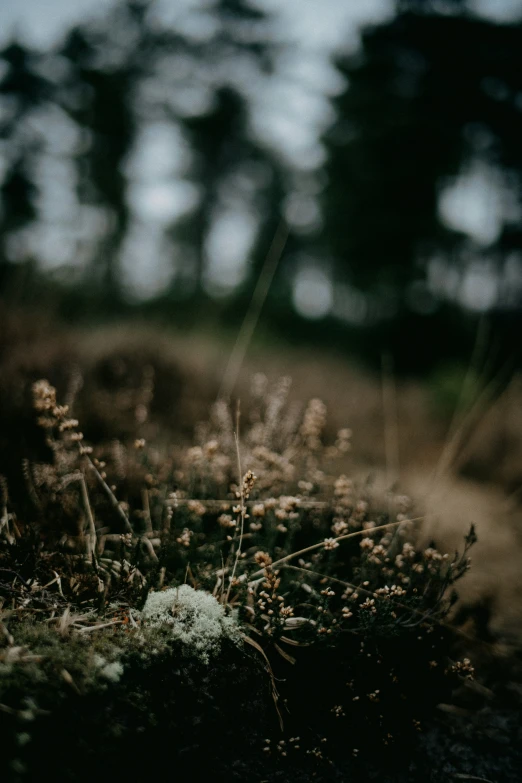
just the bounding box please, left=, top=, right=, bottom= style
left=2, top=0, right=522, bottom=635
left=2, top=0, right=522, bottom=370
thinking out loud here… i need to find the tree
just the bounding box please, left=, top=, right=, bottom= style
left=0, top=0, right=287, bottom=308
left=58, top=4, right=150, bottom=299
left=165, top=0, right=284, bottom=300
left=322, top=4, right=522, bottom=311
left=0, top=42, right=50, bottom=265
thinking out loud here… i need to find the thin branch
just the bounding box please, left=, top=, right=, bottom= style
left=86, top=458, right=132, bottom=533
left=142, top=489, right=153, bottom=534
left=218, top=219, right=289, bottom=401
left=283, top=564, right=498, bottom=650
left=240, top=517, right=425, bottom=583
left=226, top=424, right=246, bottom=604
left=80, top=474, right=97, bottom=565
left=75, top=619, right=124, bottom=633
left=381, top=352, right=400, bottom=490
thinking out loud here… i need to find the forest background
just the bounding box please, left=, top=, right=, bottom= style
left=3, top=0, right=522, bottom=373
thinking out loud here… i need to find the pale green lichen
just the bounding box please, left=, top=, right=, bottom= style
left=141, top=585, right=241, bottom=664
left=16, top=733, right=31, bottom=747
left=92, top=655, right=124, bottom=683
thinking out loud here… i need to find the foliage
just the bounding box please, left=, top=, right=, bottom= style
left=322, top=4, right=522, bottom=304
left=0, top=371, right=482, bottom=779
left=0, top=0, right=285, bottom=302
left=3, top=1, right=522, bottom=372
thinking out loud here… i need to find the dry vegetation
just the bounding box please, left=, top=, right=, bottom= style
left=1, top=309, right=522, bottom=782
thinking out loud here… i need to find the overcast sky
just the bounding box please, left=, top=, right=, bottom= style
left=0, top=0, right=392, bottom=50
left=1, top=0, right=521, bottom=52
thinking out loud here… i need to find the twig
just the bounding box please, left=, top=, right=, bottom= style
left=242, top=633, right=284, bottom=732
left=179, top=498, right=329, bottom=510
left=142, top=489, right=153, bottom=534
left=218, top=219, right=289, bottom=400
left=239, top=517, right=425, bottom=583
left=86, top=458, right=132, bottom=533
left=0, top=568, right=31, bottom=588
left=283, top=564, right=499, bottom=650
left=381, top=352, right=400, bottom=490
left=75, top=619, right=124, bottom=633
left=284, top=564, right=447, bottom=629
left=80, top=474, right=97, bottom=566
left=430, top=357, right=512, bottom=489
left=226, top=424, right=246, bottom=604
left=139, top=535, right=159, bottom=563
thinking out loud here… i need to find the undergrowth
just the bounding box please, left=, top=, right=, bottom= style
left=0, top=373, right=480, bottom=780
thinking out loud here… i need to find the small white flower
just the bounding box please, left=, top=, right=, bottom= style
left=323, top=538, right=339, bottom=551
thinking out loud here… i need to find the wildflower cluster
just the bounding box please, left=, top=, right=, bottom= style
left=0, top=374, right=479, bottom=771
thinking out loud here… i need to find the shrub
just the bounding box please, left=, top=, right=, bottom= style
left=0, top=374, right=479, bottom=774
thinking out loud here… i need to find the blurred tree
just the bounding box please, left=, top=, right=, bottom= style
left=0, top=43, right=50, bottom=264
left=58, top=2, right=152, bottom=300
left=0, top=40, right=51, bottom=112
left=322, top=2, right=522, bottom=314
left=165, top=0, right=285, bottom=301
left=179, top=85, right=287, bottom=301
left=0, top=0, right=286, bottom=307
left=180, top=86, right=256, bottom=294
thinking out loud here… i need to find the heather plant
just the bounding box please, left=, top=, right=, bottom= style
left=0, top=373, right=482, bottom=778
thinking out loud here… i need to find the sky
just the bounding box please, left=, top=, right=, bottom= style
left=1, top=0, right=521, bottom=51
left=0, top=0, right=392, bottom=50
left=0, top=0, right=395, bottom=168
